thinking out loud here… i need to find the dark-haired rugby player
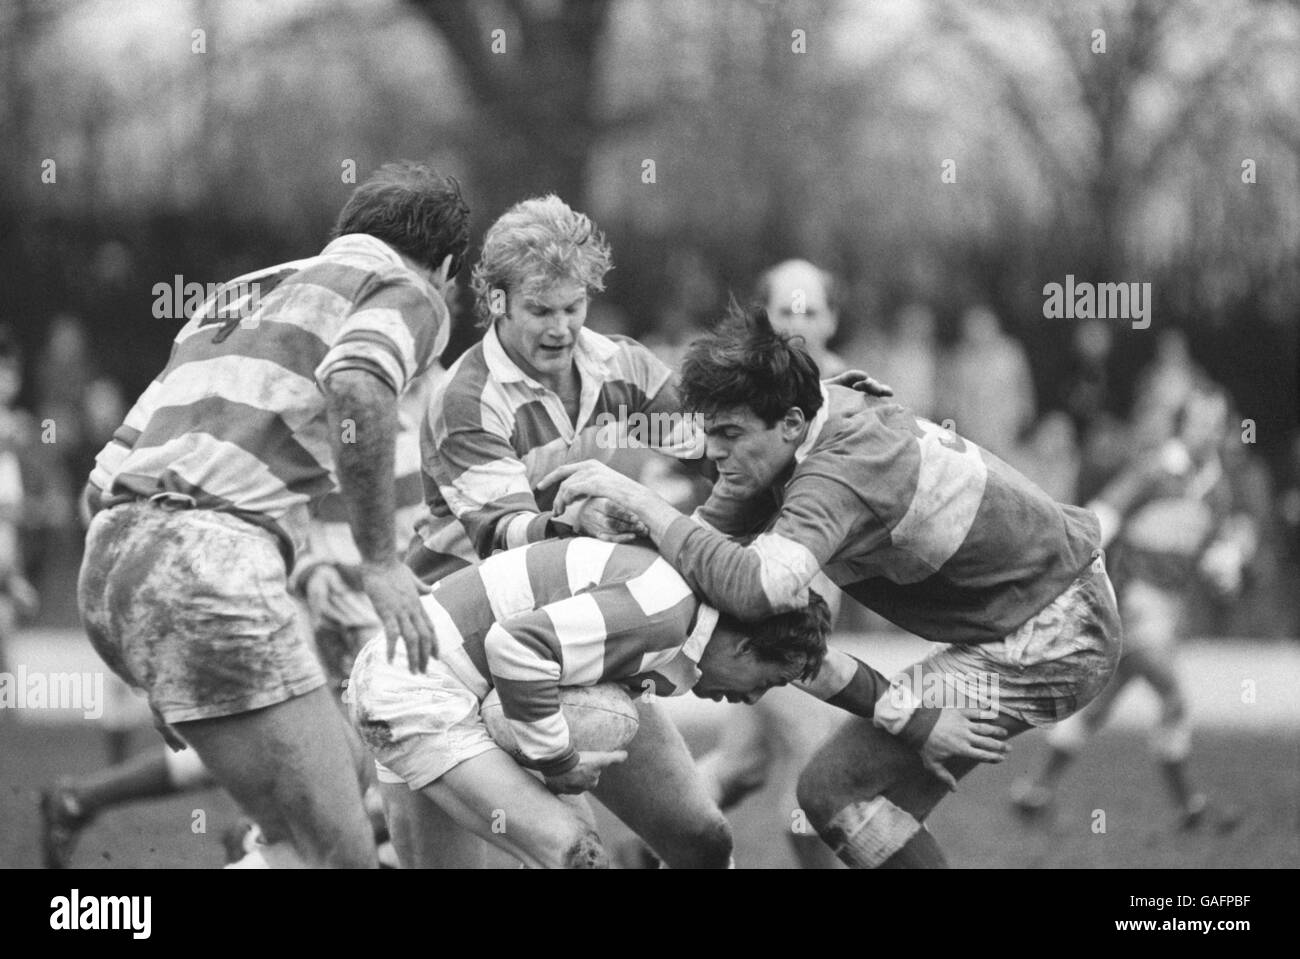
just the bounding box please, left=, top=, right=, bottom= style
left=545, top=304, right=1122, bottom=869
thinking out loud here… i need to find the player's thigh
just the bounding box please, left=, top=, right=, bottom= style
left=423, top=749, right=605, bottom=869
left=379, top=781, right=486, bottom=869
left=1125, top=644, right=1185, bottom=706
left=592, top=698, right=731, bottom=867
left=176, top=686, right=373, bottom=861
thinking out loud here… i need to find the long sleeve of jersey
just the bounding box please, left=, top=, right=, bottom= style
left=424, top=390, right=558, bottom=559
left=659, top=471, right=888, bottom=619
left=794, top=647, right=943, bottom=747
left=482, top=573, right=696, bottom=776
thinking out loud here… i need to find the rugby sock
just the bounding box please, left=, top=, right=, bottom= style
left=879, top=828, right=948, bottom=869
left=1159, top=760, right=1198, bottom=815
left=824, top=796, right=926, bottom=869
left=788, top=831, right=841, bottom=870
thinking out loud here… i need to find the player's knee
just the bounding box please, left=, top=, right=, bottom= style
left=560, top=828, right=608, bottom=869
left=796, top=763, right=834, bottom=831
left=797, top=746, right=874, bottom=832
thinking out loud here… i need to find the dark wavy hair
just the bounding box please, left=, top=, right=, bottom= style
left=332, top=161, right=471, bottom=277
left=679, top=302, right=824, bottom=427
left=717, top=589, right=831, bottom=682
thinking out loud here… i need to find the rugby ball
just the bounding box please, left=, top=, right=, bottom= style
left=481, top=683, right=640, bottom=763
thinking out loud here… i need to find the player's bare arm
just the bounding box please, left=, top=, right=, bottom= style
left=323, top=367, right=435, bottom=672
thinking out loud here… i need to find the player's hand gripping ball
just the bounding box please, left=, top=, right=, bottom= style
left=481, top=683, right=640, bottom=762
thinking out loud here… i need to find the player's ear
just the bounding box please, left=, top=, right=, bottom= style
left=780, top=407, right=806, bottom=442
left=435, top=254, right=454, bottom=286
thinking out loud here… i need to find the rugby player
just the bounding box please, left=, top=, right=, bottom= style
left=405, top=196, right=889, bottom=867
left=41, top=367, right=440, bottom=870
left=350, top=536, right=848, bottom=868
left=1012, top=381, right=1251, bottom=830
left=77, top=161, right=469, bottom=868
left=545, top=304, right=1123, bottom=868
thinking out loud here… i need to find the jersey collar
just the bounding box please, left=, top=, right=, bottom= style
left=793, top=384, right=831, bottom=465
left=681, top=603, right=720, bottom=665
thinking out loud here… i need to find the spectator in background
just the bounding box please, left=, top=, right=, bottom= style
left=755, top=259, right=848, bottom=377
left=0, top=329, right=42, bottom=650
left=0, top=327, right=61, bottom=628
left=1132, top=328, right=1202, bottom=451
left=1061, top=319, right=1113, bottom=437
left=874, top=302, right=937, bottom=420
left=941, top=305, right=1034, bottom=458
left=1279, top=432, right=1300, bottom=634
left=36, top=315, right=92, bottom=472
left=33, top=314, right=118, bottom=537
left=1008, top=411, right=1081, bottom=506
left=1062, top=319, right=1131, bottom=504
left=644, top=246, right=722, bottom=371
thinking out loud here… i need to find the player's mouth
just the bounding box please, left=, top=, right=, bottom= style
left=537, top=342, right=570, bottom=356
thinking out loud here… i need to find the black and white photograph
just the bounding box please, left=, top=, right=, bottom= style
left=0, top=0, right=1297, bottom=903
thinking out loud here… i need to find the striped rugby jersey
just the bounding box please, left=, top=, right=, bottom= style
left=409, top=323, right=703, bottom=583
left=424, top=538, right=721, bottom=775
left=660, top=385, right=1101, bottom=644
left=89, top=234, right=449, bottom=557
left=290, top=365, right=442, bottom=591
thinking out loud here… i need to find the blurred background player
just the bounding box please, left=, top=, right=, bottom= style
left=38, top=314, right=444, bottom=871
left=1011, top=381, right=1253, bottom=830
left=692, top=258, right=854, bottom=868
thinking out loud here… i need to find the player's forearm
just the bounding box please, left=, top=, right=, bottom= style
left=797, top=649, right=890, bottom=713
left=797, top=649, right=943, bottom=750
left=496, top=509, right=562, bottom=551
left=324, top=369, right=399, bottom=565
